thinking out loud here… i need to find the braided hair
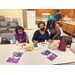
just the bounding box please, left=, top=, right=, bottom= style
left=47, top=20, right=56, bottom=29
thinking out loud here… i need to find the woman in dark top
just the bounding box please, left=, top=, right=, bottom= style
left=46, top=15, right=61, bottom=43
left=54, top=9, right=62, bottom=23
left=32, top=21, right=50, bottom=44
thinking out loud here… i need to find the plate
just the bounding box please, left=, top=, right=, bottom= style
left=34, top=44, right=40, bottom=50
left=19, top=43, right=29, bottom=49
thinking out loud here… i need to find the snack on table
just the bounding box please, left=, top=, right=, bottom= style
left=19, top=44, right=23, bottom=48
left=41, top=42, right=45, bottom=45
left=22, top=43, right=26, bottom=46
left=28, top=45, right=34, bottom=51
left=25, top=45, right=34, bottom=52
left=19, top=43, right=27, bottom=48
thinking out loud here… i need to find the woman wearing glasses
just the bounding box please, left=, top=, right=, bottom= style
left=14, top=26, right=29, bottom=44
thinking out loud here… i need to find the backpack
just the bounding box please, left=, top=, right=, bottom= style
left=1, top=37, right=10, bottom=44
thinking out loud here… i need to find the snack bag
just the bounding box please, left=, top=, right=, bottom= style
left=48, top=40, right=60, bottom=50
left=28, top=45, right=34, bottom=51
left=25, top=45, right=34, bottom=51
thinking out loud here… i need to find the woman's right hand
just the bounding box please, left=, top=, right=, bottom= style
left=48, top=39, right=53, bottom=43
left=33, top=40, right=38, bottom=44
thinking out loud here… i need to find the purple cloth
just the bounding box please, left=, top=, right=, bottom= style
left=14, top=32, right=26, bottom=43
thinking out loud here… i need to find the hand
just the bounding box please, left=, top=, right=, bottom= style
left=48, top=39, right=53, bottom=43
left=34, top=40, right=38, bottom=44
left=26, top=39, right=29, bottom=43
left=52, top=37, right=55, bottom=40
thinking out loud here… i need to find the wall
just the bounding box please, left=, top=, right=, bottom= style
left=62, top=15, right=75, bottom=21
left=22, top=9, right=27, bottom=29
left=0, top=9, right=23, bottom=27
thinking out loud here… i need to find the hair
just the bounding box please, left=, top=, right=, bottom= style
left=47, top=20, right=56, bottom=29
left=38, top=21, right=45, bottom=28
left=55, top=9, right=60, bottom=12
left=15, top=26, right=24, bottom=34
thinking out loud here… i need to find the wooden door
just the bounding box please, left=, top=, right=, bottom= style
left=62, top=9, right=65, bottom=15
left=66, top=25, right=74, bottom=34
left=65, top=9, right=70, bottom=15
left=68, top=9, right=74, bottom=18
left=73, top=26, right=75, bottom=36
left=36, top=21, right=41, bottom=24
left=62, top=9, right=69, bottom=15
left=44, top=9, right=50, bottom=13
left=49, top=9, right=53, bottom=15
left=62, top=23, right=67, bottom=31
left=36, top=9, right=42, bottom=17
left=52, top=9, right=56, bottom=16
left=73, top=9, right=75, bottom=18
left=43, top=9, right=53, bottom=14
left=59, top=22, right=64, bottom=27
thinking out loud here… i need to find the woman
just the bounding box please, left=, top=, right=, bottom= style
left=14, top=26, right=29, bottom=43
left=32, top=21, right=50, bottom=44
left=46, top=15, right=61, bottom=43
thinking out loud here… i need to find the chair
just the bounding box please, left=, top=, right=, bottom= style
left=33, top=25, right=39, bottom=34
left=0, top=22, right=8, bottom=33
left=60, top=27, right=63, bottom=36
left=1, top=33, right=13, bottom=44
left=8, top=23, right=17, bottom=33
left=12, top=19, right=18, bottom=25
left=0, top=16, right=5, bottom=22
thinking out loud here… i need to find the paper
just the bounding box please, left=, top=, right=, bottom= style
left=6, top=52, right=24, bottom=63
left=41, top=50, right=58, bottom=61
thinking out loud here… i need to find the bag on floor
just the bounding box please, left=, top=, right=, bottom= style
left=1, top=37, right=10, bottom=44
left=59, top=36, right=72, bottom=51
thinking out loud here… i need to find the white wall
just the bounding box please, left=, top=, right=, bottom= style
left=0, top=9, right=23, bottom=27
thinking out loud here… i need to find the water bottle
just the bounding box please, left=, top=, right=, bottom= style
left=16, top=40, right=19, bottom=50
left=16, top=40, right=19, bottom=45
left=45, top=39, right=47, bottom=44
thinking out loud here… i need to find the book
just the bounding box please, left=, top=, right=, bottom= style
left=41, top=50, right=58, bottom=61
left=6, top=52, right=24, bottom=63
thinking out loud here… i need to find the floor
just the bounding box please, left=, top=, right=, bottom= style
left=0, top=30, right=75, bottom=65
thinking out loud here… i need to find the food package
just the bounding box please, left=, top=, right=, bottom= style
left=48, top=40, right=60, bottom=50
left=19, top=43, right=26, bottom=48
left=25, top=45, right=34, bottom=52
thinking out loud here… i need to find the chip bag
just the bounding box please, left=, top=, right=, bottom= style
left=25, top=45, right=34, bottom=51
left=28, top=45, right=34, bottom=51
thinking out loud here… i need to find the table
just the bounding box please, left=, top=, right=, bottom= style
left=0, top=44, right=75, bottom=65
